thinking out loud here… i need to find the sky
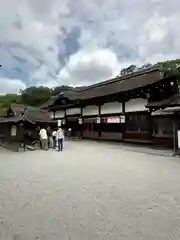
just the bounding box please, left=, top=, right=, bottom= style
left=0, top=0, right=180, bottom=94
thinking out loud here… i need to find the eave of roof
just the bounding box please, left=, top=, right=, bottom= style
left=5, top=104, right=55, bottom=124
left=147, top=93, right=180, bottom=108
left=42, top=66, right=164, bottom=109
left=80, top=66, right=160, bottom=91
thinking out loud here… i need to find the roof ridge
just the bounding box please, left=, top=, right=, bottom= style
left=79, top=66, right=160, bottom=92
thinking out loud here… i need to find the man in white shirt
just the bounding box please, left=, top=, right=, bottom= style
left=39, top=127, right=48, bottom=150
left=56, top=127, right=64, bottom=151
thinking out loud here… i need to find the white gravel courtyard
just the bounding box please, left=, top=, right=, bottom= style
left=0, top=141, right=180, bottom=240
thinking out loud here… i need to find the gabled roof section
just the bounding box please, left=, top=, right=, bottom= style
left=23, top=106, right=54, bottom=123
left=147, top=93, right=180, bottom=109
left=4, top=104, right=55, bottom=124
left=41, top=90, right=81, bottom=109
left=0, top=116, right=23, bottom=123
left=9, top=103, right=28, bottom=116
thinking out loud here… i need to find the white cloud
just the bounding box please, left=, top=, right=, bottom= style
left=0, top=77, right=26, bottom=95
left=0, top=0, right=68, bottom=86
left=1, top=0, right=180, bottom=92
left=57, top=47, right=131, bottom=86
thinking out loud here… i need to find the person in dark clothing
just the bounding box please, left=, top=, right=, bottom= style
left=23, top=131, right=31, bottom=151
left=47, top=126, right=53, bottom=148
left=52, top=129, right=57, bottom=149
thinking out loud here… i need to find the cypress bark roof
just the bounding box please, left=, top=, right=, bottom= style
left=42, top=67, right=163, bottom=109
left=0, top=104, right=55, bottom=124
left=147, top=93, right=180, bottom=109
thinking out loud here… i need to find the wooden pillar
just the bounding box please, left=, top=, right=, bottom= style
left=80, top=106, right=83, bottom=138
left=122, top=102, right=126, bottom=142
left=173, top=112, right=178, bottom=155
left=148, top=109, right=153, bottom=144
left=64, top=109, right=67, bottom=130
left=122, top=102, right=125, bottom=114
left=98, top=104, right=102, bottom=137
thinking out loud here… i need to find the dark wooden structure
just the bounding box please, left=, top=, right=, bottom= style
left=42, top=65, right=180, bottom=149
left=0, top=104, right=55, bottom=151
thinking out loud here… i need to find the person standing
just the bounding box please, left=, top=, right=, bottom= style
left=39, top=127, right=48, bottom=150
left=67, top=128, right=71, bottom=140
left=52, top=129, right=57, bottom=149
left=56, top=127, right=64, bottom=151
left=47, top=126, right=53, bottom=148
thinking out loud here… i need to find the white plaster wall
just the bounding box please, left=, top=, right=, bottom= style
left=55, top=110, right=65, bottom=118
left=125, top=98, right=147, bottom=112
left=82, top=105, right=98, bottom=116
left=101, top=102, right=122, bottom=114
left=66, top=108, right=81, bottom=115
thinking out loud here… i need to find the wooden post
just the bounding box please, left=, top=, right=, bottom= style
left=98, top=104, right=102, bottom=137
left=147, top=108, right=153, bottom=145
left=122, top=102, right=125, bottom=142
left=64, top=109, right=67, bottom=131
left=80, top=106, right=83, bottom=138
left=173, top=112, right=178, bottom=156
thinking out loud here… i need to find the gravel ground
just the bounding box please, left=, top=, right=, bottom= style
left=0, top=141, right=180, bottom=240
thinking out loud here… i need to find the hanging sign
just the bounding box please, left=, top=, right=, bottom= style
left=78, top=118, right=82, bottom=124
left=57, top=119, right=61, bottom=127
left=96, top=117, right=101, bottom=124
left=11, top=125, right=17, bottom=136
left=120, top=115, right=126, bottom=123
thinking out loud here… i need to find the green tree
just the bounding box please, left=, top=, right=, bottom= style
left=159, top=59, right=180, bottom=76
left=20, top=86, right=52, bottom=106
left=52, top=85, right=74, bottom=96
left=0, top=94, right=22, bottom=116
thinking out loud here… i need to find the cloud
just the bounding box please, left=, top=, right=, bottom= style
left=0, top=0, right=180, bottom=92
left=57, top=47, right=129, bottom=86
left=0, top=77, right=26, bottom=95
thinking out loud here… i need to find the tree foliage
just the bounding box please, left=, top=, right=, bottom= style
left=0, top=94, right=22, bottom=116
left=20, top=86, right=53, bottom=107
left=0, top=85, right=73, bottom=116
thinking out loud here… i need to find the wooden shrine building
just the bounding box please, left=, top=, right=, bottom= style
left=42, top=65, right=180, bottom=149
left=0, top=104, right=55, bottom=149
